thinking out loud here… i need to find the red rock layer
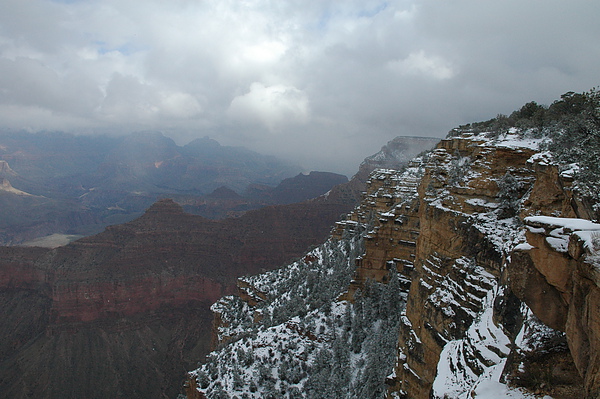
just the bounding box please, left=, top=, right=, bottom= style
left=0, top=198, right=351, bottom=398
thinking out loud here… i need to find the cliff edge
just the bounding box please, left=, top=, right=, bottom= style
left=188, top=125, right=599, bottom=398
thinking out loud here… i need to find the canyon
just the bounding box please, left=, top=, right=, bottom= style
left=0, top=198, right=351, bottom=398
left=0, top=131, right=303, bottom=245
left=0, top=134, right=439, bottom=398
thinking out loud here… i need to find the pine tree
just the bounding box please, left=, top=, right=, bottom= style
left=497, top=172, right=522, bottom=218
left=547, top=88, right=600, bottom=210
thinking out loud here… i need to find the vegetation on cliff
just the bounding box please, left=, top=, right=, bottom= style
left=449, top=87, right=600, bottom=214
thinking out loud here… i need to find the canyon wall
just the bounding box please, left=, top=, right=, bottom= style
left=0, top=198, right=351, bottom=398
left=188, top=131, right=599, bottom=398
left=349, top=133, right=599, bottom=398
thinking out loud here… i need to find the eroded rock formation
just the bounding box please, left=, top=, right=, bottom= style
left=510, top=216, right=600, bottom=397
left=0, top=198, right=350, bottom=398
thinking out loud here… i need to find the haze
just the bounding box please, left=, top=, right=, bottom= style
left=1, top=0, right=598, bottom=175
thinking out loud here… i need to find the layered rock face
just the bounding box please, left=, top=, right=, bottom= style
left=0, top=198, right=350, bottom=398
left=351, top=133, right=598, bottom=398
left=187, top=130, right=599, bottom=398
left=509, top=216, right=600, bottom=397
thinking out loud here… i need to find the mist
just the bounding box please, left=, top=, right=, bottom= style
left=1, top=0, right=599, bottom=175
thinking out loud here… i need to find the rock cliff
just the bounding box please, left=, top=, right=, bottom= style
left=187, top=129, right=599, bottom=398
left=384, top=133, right=594, bottom=398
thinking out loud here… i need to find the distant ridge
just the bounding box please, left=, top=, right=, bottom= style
left=0, top=131, right=304, bottom=244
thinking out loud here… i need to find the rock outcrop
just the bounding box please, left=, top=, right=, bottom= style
left=0, top=178, right=32, bottom=196
left=0, top=160, right=16, bottom=175
left=509, top=216, right=600, bottom=397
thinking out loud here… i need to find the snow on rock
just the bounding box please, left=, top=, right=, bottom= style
left=432, top=292, right=555, bottom=399
left=527, top=151, right=554, bottom=166
left=514, top=242, right=535, bottom=251
left=491, top=132, right=545, bottom=151
left=559, top=163, right=580, bottom=179
left=468, top=360, right=542, bottom=399
left=524, top=216, right=600, bottom=232
left=524, top=216, right=600, bottom=257
left=432, top=286, right=512, bottom=398
left=574, top=230, right=600, bottom=254
left=465, top=198, right=499, bottom=209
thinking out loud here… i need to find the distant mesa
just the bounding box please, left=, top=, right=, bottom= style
left=0, top=177, right=33, bottom=196
left=247, top=171, right=349, bottom=205
left=206, top=186, right=243, bottom=200
left=143, top=197, right=186, bottom=214
left=0, top=131, right=303, bottom=245
left=183, top=136, right=222, bottom=153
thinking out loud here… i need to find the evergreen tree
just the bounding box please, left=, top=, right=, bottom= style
left=548, top=88, right=600, bottom=208
left=497, top=172, right=522, bottom=218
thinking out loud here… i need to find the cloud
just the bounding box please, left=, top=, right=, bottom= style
left=0, top=0, right=599, bottom=175
left=387, top=51, right=455, bottom=80
left=228, top=82, right=309, bottom=131
left=243, top=41, right=287, bottom=64
left=99, top=73, right=202, bottom=123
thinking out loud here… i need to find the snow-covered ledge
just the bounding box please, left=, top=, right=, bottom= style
left=524, top=216, right=600, bottom=287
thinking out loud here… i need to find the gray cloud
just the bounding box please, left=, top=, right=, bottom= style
left=0, top=0, right=599, bottom=175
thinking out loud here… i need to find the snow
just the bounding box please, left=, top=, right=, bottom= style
left=574, top=230, right=600, bottom=253
left=473, top=212, right=524, bottom=255
left=468, top=360, right=542, bottom=399
left=514, top=304, right=565, bottom=354
left=489, top=132, right=545, bottom=150
left=420, top=280, right=432, bottom=290
left=401, top=315, right=422, bottom=345
left=527, top=151, right=553, bottom=166
left=465, top=198, right=499, bottom=209
left=514, top=242, right=535, bottom=251
left=526, top=225, right=545, bottom=234
left=546, top=236, right=568, bottom=252
left=435, top=307, right=546, bottom=399
left=524, top=216, right=600, bottom=232
left=432, top=288, right=513, bottom=399
left=560, top=163, right=579, bottom=178
left=525, top=216, right=600, bottom=255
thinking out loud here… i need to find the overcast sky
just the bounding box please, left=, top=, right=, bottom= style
left=1, top=0, right=598, bottom=175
